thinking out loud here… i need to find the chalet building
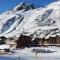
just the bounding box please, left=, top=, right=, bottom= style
left=0, top=44, right=10, bottom=55
left=32, top=38, right=41, bottom=44
left=0, top=36, right=6, bottom=45
left=56, top=36, right=60, bottom=44
left=16, top=35, right=32, bottom=48
left=5, top=37, right=17, bottom=49
left=14, top=34, right=60, bottom=48
left=47, top=36, right=60, bottom=44
left=48, top=37, right=57, bottom=44
left=39, top=36, right=60, bottom=46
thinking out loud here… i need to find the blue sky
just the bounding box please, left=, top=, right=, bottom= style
left=0, top=0, right=58, bottom=13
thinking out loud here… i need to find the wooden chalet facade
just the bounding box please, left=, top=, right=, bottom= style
left=16, top=35, right=32, bottom=48
left=16, top=35, right=60, bottom=48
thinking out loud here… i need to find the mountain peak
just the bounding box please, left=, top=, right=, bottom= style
left=14, top=2, right=35, bottom=11
left=0, top=1, right=60, bottom=38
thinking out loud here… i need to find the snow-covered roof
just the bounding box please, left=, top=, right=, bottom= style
left=0, top=45, right=10, bottom=49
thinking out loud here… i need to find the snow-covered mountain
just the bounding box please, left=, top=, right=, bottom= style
left=0, top=1, right=60, bottom=39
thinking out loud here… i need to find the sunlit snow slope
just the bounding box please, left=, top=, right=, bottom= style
left=0, top=1, right=60, bottom=38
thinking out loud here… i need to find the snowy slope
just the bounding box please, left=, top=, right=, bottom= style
left=0, top=1, right=60, bottom=38
left=4, top=47, right=60, bottom=59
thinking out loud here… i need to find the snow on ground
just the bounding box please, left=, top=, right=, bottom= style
left=0, top=46, right=59, bottom=60
left=0, top=44, right=10, bottom=49
left=2, top=46, right=60, bottom=60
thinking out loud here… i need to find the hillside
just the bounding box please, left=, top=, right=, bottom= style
left=0, top=1, right=60, bottom=39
